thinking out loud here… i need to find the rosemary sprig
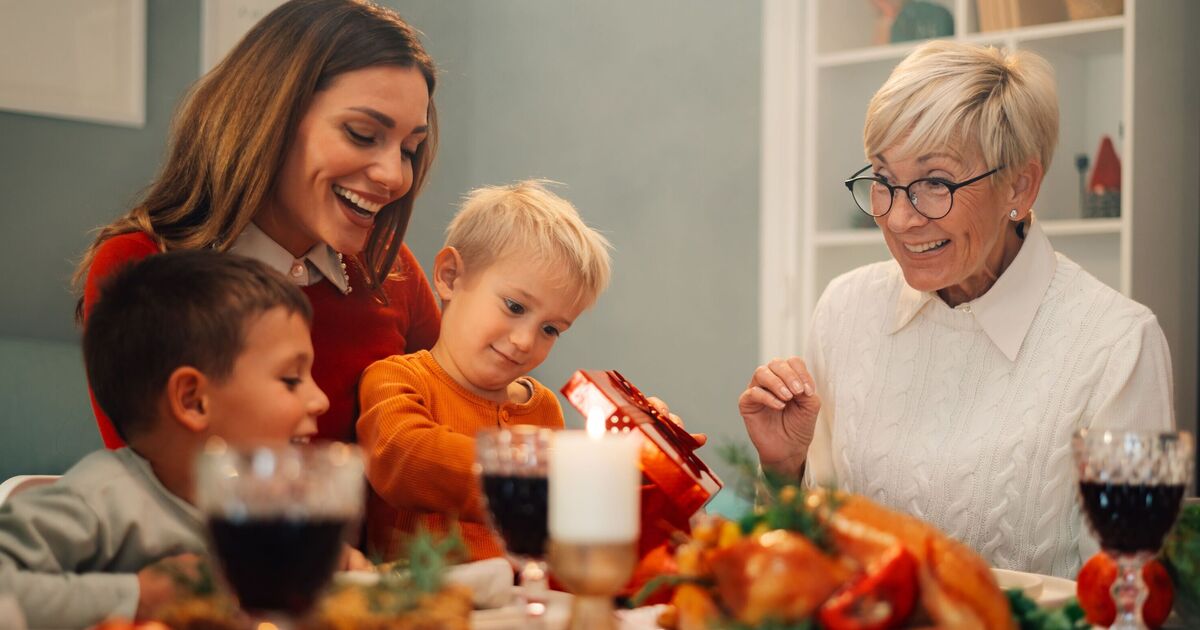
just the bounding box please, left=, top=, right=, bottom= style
left=715, top=442, right=792, bottom=501
left=364, top=525, right=468, bottom=615
left=629, top=574, right=712, bottom=607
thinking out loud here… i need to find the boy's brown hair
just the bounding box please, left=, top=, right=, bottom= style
left=83, top=251, right=312, bottom=442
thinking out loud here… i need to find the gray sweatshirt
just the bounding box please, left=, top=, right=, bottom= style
left=0, top=448, right=206, bottom=629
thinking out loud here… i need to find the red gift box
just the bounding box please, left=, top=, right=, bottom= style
left=561, top=370, right=723, bottom=554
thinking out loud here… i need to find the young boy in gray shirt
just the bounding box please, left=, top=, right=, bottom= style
left=0, top=251, right=331, bottom=627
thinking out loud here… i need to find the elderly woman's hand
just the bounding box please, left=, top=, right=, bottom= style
left=738, top=357, right=820, bottom=480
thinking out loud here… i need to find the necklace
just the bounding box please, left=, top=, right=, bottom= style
left=337, top=252, right=352, bottom=294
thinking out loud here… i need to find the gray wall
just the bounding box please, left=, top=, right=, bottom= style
left=0, top=0, right=762, bottom=487
left=0, top=0, right=204, bottom=476
left=397, top=2, right=763, bottom=465
left=0, top=0, right=201, bottom=341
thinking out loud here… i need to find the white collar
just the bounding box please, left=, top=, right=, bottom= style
left=889, top=221, right=1057, bottom=362
left=228, top=223, right=350, bottom=294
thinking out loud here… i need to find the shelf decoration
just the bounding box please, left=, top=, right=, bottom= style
left=891, top=1, right=954, bottom=42
left=1084, top=135, right=1121, bottom=219
left=978, top=0, right=1068, bottom=31
left=871, top=0, right=954, bottom=45
left=871, top=0, right=905, bottom=46
left=1066, top=0, right=1124, bottom=20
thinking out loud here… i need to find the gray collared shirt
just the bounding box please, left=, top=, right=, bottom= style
left=0, top=448, right=206, bottom=628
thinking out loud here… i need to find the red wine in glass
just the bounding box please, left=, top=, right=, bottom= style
left=481, top=474, right=549, bottom=558
left=1078, top=482, right=1185, bottom=554
left=208, top=516, right=349, bottom=615
left=1073, top=429, right=1193, bottom=630
left=475, top=426, right=554, bottom=621
left=195, top=441, right=365, bottom=628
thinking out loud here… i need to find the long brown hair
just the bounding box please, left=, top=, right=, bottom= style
left=74, top=0, right=438, bottom=318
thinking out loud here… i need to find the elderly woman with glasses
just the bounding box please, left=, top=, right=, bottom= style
left=737, top=41, right=1173, bottom=578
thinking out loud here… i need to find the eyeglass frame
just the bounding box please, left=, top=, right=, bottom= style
left=843, top=164, right=1006, bottom=220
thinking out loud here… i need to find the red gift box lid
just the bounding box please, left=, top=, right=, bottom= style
left=561, top=370, right=723, bottom=518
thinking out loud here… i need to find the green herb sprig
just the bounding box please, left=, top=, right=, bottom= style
left=1005, top=589, right=1090, bottom=630
left=364, top=525, right=467, bottom=615
left=718, top=442, right=836, bottom=552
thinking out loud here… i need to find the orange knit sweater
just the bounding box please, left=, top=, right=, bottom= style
left=357, top=350, right=563, bottom=561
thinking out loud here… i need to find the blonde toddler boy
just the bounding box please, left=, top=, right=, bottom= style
left=357, top=180, right=612, bottom=561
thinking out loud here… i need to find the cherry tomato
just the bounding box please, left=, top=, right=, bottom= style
left=1077, top=552, right=1173, bottom=628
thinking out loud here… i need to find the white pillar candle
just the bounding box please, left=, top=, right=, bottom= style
left=550, top=408, right=642, bottom=544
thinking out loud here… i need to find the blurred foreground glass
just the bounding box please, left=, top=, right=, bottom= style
left=1073, top=429, right=1193, bottom=629
left=195, top=440, right=365, bottom=627
left=475, top=426, right=553, bottom=621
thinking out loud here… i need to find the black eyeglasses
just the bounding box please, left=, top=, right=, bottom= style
left=844, top=164, right=1005, bottom=220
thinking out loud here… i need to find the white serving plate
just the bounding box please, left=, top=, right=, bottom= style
left=991, top=567, right=1076, bottom=609
left=991, top=567, right=1044, bottom=599
left=470, top=587, right=573, bottom=630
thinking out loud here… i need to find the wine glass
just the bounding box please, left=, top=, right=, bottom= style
left=194, top=439, right=365, bottom=627
left=1073, top=429, right=1193, bottom=629
left=475, top=426, right=553, bottom=621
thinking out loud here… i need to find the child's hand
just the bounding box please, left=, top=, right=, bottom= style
left=135, top=553, right=205, bottom=620
left=647, top=396, right=708, bottom=446
left=339, top=544, right=371, bottom=571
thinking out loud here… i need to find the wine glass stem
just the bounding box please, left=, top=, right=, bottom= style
left=1111, top=551, right=1150, bottom=630
left=246, top=611, right=302, bottom=630
left=520, top=559, right=550, bottom=620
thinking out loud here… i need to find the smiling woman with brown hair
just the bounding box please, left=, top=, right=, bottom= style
left=737, top=40, right=1173, bottom=579
left=75, top=0, right=442, bottom=447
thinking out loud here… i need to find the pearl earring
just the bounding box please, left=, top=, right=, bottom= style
left=1009, top=208, right=1019, bottom=220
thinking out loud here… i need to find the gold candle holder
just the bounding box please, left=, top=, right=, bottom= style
left=548, top=540, right=637, bottom=630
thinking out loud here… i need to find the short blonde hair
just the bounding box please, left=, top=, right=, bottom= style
left=864, top=41, right=1058, bottom=183
left=446, top=180, right=612, bottom=307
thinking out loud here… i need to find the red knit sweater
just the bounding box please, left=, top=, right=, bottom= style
left=82, top=231, right=441, bottom=446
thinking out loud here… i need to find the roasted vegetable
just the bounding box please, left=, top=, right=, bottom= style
left=1076, top=553, right=1172, bottom=628
left=817, top=545, right=918, bottom=630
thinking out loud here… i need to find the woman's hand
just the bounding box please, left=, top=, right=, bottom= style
left=737, top=357, right=820, bottom=480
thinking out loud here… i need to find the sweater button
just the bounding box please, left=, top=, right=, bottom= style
left=499, top=410, right=510, bottom=423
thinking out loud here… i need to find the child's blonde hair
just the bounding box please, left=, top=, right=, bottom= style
left=446, top=180, right=612, bottom=307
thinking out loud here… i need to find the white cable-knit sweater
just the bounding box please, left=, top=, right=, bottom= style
left=802, top=225, right=1174, bottom=578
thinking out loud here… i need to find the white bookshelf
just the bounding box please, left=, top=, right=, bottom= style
left=760, top=0, right=1199, bottom=427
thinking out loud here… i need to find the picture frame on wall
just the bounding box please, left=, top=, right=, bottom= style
left=200, top=0, right=286, bottom=73
left=0, top=0, right=146, bottom=128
